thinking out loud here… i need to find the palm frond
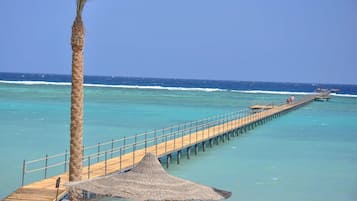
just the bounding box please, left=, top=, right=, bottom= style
left=76, top=0, right=87, bottom=15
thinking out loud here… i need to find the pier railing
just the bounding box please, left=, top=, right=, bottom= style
left=21, top=95, right=315, bottom=186
left=21, top=108, right=258, bottom=186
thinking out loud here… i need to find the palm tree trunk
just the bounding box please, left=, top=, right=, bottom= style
left=69, top=14, right=85, bottom=201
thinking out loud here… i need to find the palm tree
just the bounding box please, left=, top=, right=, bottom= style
left=69, top=0, right=87, bottom=200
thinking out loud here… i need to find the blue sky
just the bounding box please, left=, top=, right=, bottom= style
left=0, top=0, right=356, bottom=84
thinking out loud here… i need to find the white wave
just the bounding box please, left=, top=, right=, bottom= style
left=330, top=93, right=357, bottom=98
left=84, top=83, right=226, bottom=92
left=2, top=80, right=356, bottom=96
left=0, top=80, right=71, bottom=86
left=0, top=80, right=225, bottom=92
left=233, top=90, right=315, bottom=95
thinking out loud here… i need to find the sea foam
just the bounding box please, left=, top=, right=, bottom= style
left=1, top=80, right=356, bottom=97
left=330, top=93, right=357, bottom=98
left=0, top=80, right=225, bottom=92
left=0, top=80, right=70, bottom=86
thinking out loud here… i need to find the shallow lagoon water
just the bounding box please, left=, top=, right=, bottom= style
left=0, top=81, right=357, bottom=200
left=167, top=98, right=357, bottom=201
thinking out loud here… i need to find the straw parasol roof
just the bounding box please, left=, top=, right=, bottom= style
left=66, top=153, right=231, bottom=201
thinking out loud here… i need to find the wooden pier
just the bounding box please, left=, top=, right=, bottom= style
left=3, top=95, right=318, bottom=201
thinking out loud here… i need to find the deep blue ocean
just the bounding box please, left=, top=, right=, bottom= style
left=1, top=72, right=357, bottom=200
left=1, top=72, right=357, bottom=95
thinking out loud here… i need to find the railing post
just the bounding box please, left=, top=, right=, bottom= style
left=133, top=144, right=135, bottom=168
left=64, top=149, right=68, bottom=172
left=87, top=156, right=91, bottom=179
left=97, top=143, right=101, bottom=162
left=165, top=134, right=167, bottom=153
left=173, top=128, right=176, bottom=151
left=243, top=110, right=247, bottom=126
left=201, top=124, right=205, bottom=141
left=105, top=151, right=108, bottom=176
left=123, top=136, right=126, bottom=155
left=120, top=147, right=122, bottom=172
left=236, top=112, right=239, bottom=127
left=21, top=160, right=25, bottom=186
left=213, top=120, right=215, bottom=137
left=181, top=128, right=184, bottom=148
left=155, top=130, right=158, bottom=156
left=44, top=154, right=48, bottom=179
left=230, top=113, right=232, bottom=130
left=222, top=114, right=225, bottom=133
left=225, top=113, right=227, bottom=132
left=195, top=125, right=198, bottom=143
left=227, top=113, right=229, bottom=131
left=145, top=132, right=147, bottom=154
left=189, top=127, right=192, bottom=145
left=208, top=119, right=210, bottom=138
left=111, top=139, right=114, bottom=159
left=219, top=118, right=222, bottom=134
left=238, top=112, right=240, bottom=127
left=162, top=128, right=165, bottom=142
left=232, top=112, right=234, bottom=129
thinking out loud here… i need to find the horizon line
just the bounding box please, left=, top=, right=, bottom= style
left=0, top=71, right=356, bottom=86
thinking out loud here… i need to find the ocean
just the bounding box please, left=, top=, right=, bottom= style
left=0, top=72, right=357, bottom=200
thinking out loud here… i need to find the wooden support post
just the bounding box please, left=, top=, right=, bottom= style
left=166, top=154, right=171, bottom=168
left=202, top=141, right=206, bottom=152
left=187, top=147, right=191, bottom=159
left=209, top=139, right=213, bottom=147
left=177, top=151, right=181, bottom=164
left=194, top=144, right=198, bottom=155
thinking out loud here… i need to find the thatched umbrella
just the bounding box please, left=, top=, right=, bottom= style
left=66, top=153, right=231, bottom=201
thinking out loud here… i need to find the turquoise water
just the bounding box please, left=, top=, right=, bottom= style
left=1, top=83, right=357, bottom=200
left=167, top=98, right=357, bottom=201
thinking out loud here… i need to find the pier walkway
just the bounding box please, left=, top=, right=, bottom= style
left=3, top=95, right=318, bottom=201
